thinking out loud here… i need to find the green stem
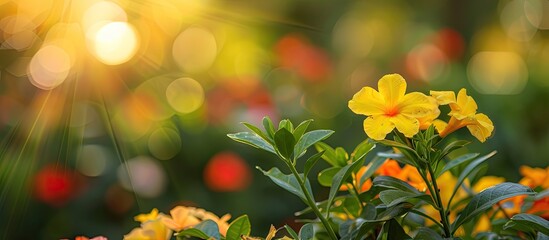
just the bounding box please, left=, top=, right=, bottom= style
left=284, top=160, right=338, bottom=240
left=427, top=164, right=452, bottom=238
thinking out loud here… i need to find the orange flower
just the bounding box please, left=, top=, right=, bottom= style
left=339, top=166, right=373, bottom=193
left=161, top=206, right=201, bottom=232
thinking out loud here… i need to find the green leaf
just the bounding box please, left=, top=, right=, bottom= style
left=299, top=223, right=315, bottom=240
left=379, top=189, right=433, bottom=208
left=351, top=140, right=375, bottom=162
left=284, top=225, right=299, bottom=239
left=503, top=213, right=549, bottom=236
left=294, top=130, right=334, bottom=159
left=436, top=153, right=480, bottom=178
left=293, top=119, right=313, bottom=142
left=440, top=140, right=470, bottom=158
left=326, top=157, right=366, bottom=216
left=335, top=147, right=349, bottom=166
left=242, top=122, right=272, bottom=143
left=342, top=196, right=362, bottom=219
left=451, top=182, right=536, bottom=233
left=377, top=139, right=420, bottom=162
left=318, top=167, right=341, bottom=187
left=263, top=117, right=276, bottom=139
left=177, top=220, right=220, bottom=240
left=366, top=202, right=414, bottom=223
left=447, top=151, right=497, bottom=208
left=315, top=142, right=341, bottom=167
left=304, top=150, right=324, bottom=178
left=176, top=228, right=210, bottom=240
left=227, top=132, right=276, bottom=154
left=225, top=215, right=251, bottom=240
left=278, top=119, right=294, bottom=131
left=386, top=218, right=411, bottom=239
left=274, top=128, right=295, bottom=159
left=358, top=156, right=387, bottom=189
left=258, top=167, right=312, bottom=203
left=413, top=227, right=443, bottom=240
left=373, top=176, right=421, bottom=194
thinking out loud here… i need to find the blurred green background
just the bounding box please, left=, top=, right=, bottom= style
left=0, top=0, right=548, bottom=239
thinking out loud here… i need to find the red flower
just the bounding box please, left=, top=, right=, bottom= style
left=34, top=165, right=76, bottom=206
left=204, top=152, right=252, bottom=192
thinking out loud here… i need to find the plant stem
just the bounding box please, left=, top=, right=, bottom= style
left=427, top=164, right=453, bottom=238
left=284, top=160, right=338, bottom=240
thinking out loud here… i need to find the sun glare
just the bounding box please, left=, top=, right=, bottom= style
left=90, top=21, right=139, bottom=65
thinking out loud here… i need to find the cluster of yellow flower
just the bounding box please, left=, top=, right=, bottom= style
left=349, top=73, right=494, bottom=142
left=125, top=206, right=231, bottom=240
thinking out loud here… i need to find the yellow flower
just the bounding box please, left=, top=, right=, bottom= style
left=430, top=88, right=494, bottom=142
left=161, top=206, right=201, bottom=232
left=124, top=218, right=172, bottom=240
left=134, top=208, right=159, bottom=223
left=349, top=74, right=437, bottom=140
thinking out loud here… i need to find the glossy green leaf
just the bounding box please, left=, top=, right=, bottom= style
left=326, top=157, right=365, bottom=215
left=503, top=213, right=549, bottom=236
left=318, top=167, right=341, bottom=187
left=440, top=140, right=470, bottom=158
left=447, top=151, right=497, bottom=208
left=315, top=142, right=340, bottom=167
left=242, top=122, right=272, bottom=143
left=278, top=119, right=294, bottom=132
left=262, top=117, right=276, bottom=139
left=294, top=130, right=334, bottom=159
left=372, top=176, right=421, bottom=194
left=258, top=167, right=312, bottom=203
left=299, top=223, right=315, bottom=240
left=293, top=119, right=313, bottom=142
left=366, top=202, right=414, bottom=223
left=176, top=220, right=220, bottom=240
left=386, top=218, right=411, bottom=239
left=227, top=132, right=276, bottom=154
left=379, top=189, right=433, bottom=208
left=304, top=150, right=324, bottom=178
left=335, top=147, right=349, bottom=166
left=413, top=227, right=443, bottom=240
left=274, top=128, right=295, bottom=159
left=436, top=153, right=480, bottom=178
left=284, top=225, right=299, bottom=239
left=225, top=215, right=251, bottom=240
left=351, top=140, right=375, bottom=162
left=452, top=182, right=536, bottom=233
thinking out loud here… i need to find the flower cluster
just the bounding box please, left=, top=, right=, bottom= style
left=349, top=73, right=494, bottom=142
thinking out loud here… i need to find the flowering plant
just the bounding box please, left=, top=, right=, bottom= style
left=87, top=73, right=549, bottom=240
left=225, top=74, right=549, bottom=239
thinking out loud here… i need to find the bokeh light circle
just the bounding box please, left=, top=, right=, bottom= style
left=91, top=22, right=139, bottom=65
left=467, top=51, right=528, bottom=94
left=28, top=45, right=72, bottom=90
left=76, top=145, right=109, bottom=177
left=81, top=1, right=127, bottom=30
left=166, top=77, right=205, bottom=114
left=204, top=152, right=252, bottom=192
left=117, top=156, right=166, bottom=198
left=172, top=27, right=217, bottom=73
left=148, top=127, right=182, bottom=160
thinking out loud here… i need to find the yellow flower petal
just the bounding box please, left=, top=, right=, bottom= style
left=466, top=113, right=493, bottom=142
left=430, top=90, right=456, bottom=105
left=398, top=92, right=437, bottom=118
left=378, top=74, right=406, bottom=106
left=348, top=86, right=385, bottom=116
left=363, top=115, right=395, bottom=140
left=473, top=176, right=505, bottom=193
left=432, top=119, right=447, bottom=134
left=451, top=88, right=477, bottom=119
left=134, top=208, right=159, bottom=223
left=417, top=96, right=440, bottom=130
left=390, top=114, right=419, bottom=138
